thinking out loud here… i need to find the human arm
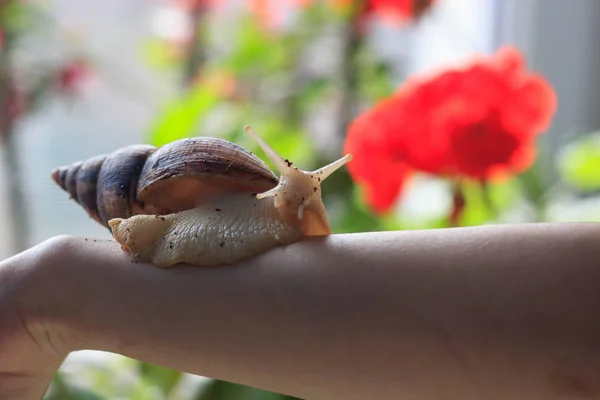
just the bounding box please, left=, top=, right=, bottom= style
left=4, top=222, right=600, bottom=399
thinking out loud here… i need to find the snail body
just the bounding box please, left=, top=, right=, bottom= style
left=52, top=126, right=352, bottom=267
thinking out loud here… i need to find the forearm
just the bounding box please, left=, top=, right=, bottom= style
left=28, top=223, right=600, bottom=399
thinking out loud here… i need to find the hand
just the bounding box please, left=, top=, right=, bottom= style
left=0, top=237, right=69, bottom=400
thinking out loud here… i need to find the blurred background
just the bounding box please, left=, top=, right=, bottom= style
left=1, top=0, right=599, bottom=398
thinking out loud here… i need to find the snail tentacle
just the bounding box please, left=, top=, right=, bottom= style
left=245, top=125, right=352, bottom=235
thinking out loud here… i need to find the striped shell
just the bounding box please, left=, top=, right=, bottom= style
left=52, top=137, right=279, bottom=228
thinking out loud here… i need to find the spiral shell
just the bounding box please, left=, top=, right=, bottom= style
left=52, top=137, right=279, bottom=228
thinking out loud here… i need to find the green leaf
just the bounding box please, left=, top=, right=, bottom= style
left=338, top=196, right=387, bottom=233
left=195, top=379, right=300, bottom=400
left=139, top=39, right=182, bottom=72
left=218, top=15, right=312, bottom=79
left=322, top=169, right=387, bottom=233
left=451, top=180, right=491, bottom=227
left=0, top=1, right=34, bottom=33
left=518, top=155, right=549, bottom=211
left=297, top=77, right=332, bottom=109
left=455, top=178, right=519, bottom=226
left=557, top=132, right=600, bottom=192
left=357, top=56, right=395, bottom=102
left=138, top=362, right=183, bottom=397
left=44, top=373, right=107, bottom=400
left=148, top=84, right=221, bottom=146
left=221, top=17, right=277, bottom=74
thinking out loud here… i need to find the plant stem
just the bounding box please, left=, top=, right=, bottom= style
left=0, top=40, right=29, bottom=253
left=182, top=7, right=206, bottom=89
left=334, top=12, right=363, bottom=143
left=1, top=132, right=29, bottom=253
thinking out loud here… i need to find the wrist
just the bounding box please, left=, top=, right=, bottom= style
left=9, top=235, right=81, bottom=358
left=0, top=236, right=78, bottom=399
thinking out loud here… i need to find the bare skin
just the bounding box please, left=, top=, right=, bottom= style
left=3, top=223, right=600, bottom=399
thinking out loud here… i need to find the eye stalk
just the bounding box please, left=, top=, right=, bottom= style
left=244, top=125, right=353, bottom=220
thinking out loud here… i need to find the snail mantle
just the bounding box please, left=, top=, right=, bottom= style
left=52, top=126, right=353, bottom=267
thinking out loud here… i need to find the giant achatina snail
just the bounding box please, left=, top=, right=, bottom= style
left=52, top=126, right=352, bottom=267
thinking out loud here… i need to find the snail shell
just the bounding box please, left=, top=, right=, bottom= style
left=52, top=126, right=352, bottom=267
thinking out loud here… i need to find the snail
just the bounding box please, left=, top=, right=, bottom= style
left=51, top=126, right=352, bottom=267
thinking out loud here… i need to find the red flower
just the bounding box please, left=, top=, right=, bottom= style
left=365, top=0, right=436, bottom=25
left=169, top=0, right=223, bottom=10
left=248, top=0, right=436, bottom=31
left=345, top=97, right=413, bottom=213
left=58, top=59, right=89, bottom=94
left=248, top=0, right=285, bottom=31
left=344, top=46, right=557, bottom=213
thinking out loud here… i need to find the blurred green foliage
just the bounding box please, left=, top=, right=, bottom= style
left=558, top=131, right=600, bottom=192
left=196, top=380, right=301, bottom=400
left=151, top=80, right=224, bottom=146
